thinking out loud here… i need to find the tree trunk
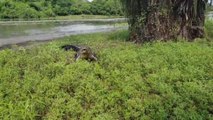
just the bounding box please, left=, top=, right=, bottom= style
left=122, top=0, right=207, bottom=43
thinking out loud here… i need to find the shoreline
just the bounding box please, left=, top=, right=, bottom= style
left=0, top=15, right=125, bottom=23
left=0, top=18, right=127, bottom=25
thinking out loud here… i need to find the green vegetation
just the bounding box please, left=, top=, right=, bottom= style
left=205, top=20, right=213, bottom=39
left=207, top=6, right=213, bottom=11
left=207, top=1, right=213, bottom=11
left=53, top=15, right=123, bottom=20
left=0, top=20, right=213, bottom=119
left=0, top=0, right=123, bottom=20
left=0, top=15, right=123, bottom=23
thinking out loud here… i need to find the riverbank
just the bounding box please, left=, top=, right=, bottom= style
left=54, top=15, right=124, bottom=20
left=0, top=30, right=212, bottom=119
left=0, top=15, right=124, bottom=23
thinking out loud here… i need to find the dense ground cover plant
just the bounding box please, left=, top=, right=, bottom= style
left=0, top=27, right=213, bottom=119
left=205, top=19, right=213, bottom=39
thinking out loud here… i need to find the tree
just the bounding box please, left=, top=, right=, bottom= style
left=0, top=0, right=41, bottom=19
left=121, top=0, right=208, bottom=43
left=0, top=0, right=123, bottom=19
left=90, top=0, right=123, bottom=15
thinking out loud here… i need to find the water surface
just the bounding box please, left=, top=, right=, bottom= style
left=0, top=18, right=127, bottom=47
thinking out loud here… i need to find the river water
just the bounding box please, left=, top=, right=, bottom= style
left=0, top=18, right=127, bottom=48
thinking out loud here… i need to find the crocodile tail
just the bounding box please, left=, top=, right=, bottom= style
left=61, top=45, right=80, bottom=52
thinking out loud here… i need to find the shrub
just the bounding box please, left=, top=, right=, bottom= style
left=0, top=1, right=41, bottom=19
left=0, top=31, right=212, bottom=119
left=205, top=20, right=213, bottom=40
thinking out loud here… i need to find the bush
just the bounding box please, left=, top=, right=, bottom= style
left=29, top=1, right=55, bottom=17
left=0, top=1, right=41, bottom=19
left=205, top=20, right=213, bottom=40
left=0, top=31, right=212, bottom=119
left=0, top=0, right=123, bottom=19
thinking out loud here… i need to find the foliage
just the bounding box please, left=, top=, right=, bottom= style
left=90, top=0, right=123, bottom=15
left=205, top=20, right=213, bottom=39
left=53, top=15, right=123, bottom=20
left=0, top=0, right=42, bottom=19
left=0, top=0, right=123, bottom=19
left=0, top=29, right=213, bottom=119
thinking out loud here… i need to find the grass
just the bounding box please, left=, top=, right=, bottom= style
left=53, top=15, right=123, bottom=20
left=0, top=15, right=123, bottom=22
left=205, top=20, right=213, bottom=39
left=0, top=24, right=213, bottom=119
left=207, top=6, right=213, bottom=12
